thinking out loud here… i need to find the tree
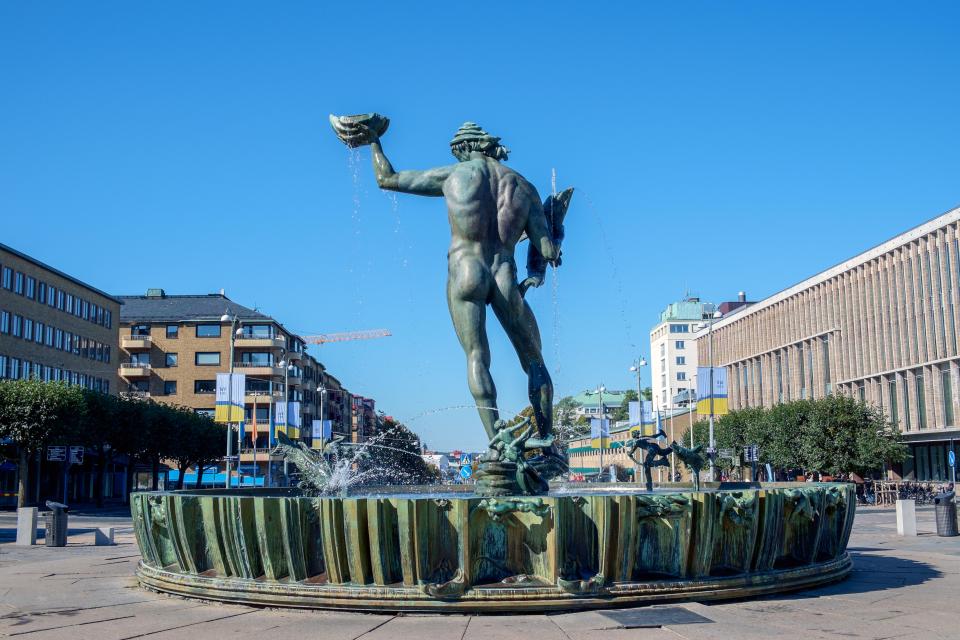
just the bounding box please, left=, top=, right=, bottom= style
left=610, top=390, right=638, bottom=422
left=73, top=390, right=124, bottom=507
left=0, top=380, right=84, bottom=507
left=189, top=413, right=227, bottom=489
left=801, top=394, right=907, bottom=476
left=363, top=415, right=438, bottom=485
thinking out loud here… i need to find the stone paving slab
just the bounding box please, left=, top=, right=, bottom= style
left=1, top=506, right=957, bottom=640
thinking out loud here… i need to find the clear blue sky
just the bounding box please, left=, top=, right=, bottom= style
left=2, top=2, right=958, bottom=450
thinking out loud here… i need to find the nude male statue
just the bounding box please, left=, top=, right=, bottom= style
left=332, top=117, right=568, bottom=467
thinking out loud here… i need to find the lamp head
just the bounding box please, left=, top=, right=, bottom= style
left=220, top=313, right=231, bottom=322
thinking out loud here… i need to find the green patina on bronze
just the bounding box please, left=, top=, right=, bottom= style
left=132, top=483, right=856, bottom=612
left=330, top=114, right=570, bottom=495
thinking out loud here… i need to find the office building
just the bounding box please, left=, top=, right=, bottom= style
left=650, top=298, right=716, bottom=412
left=701, top=206, right=960, bottom=481
left=0, top=243, right=120, bottom=391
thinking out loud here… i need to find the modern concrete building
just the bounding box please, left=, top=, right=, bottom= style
left=118, top=290, right=357, bottom=480
left=350, top=395, right=377, bottom=443
left=650, top=298, right=716, bottom=413
left=700, top=206, right=960, bottom=481
left=0, top=243, right=120, bottom=392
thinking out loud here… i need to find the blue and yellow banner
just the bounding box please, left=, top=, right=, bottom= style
left=214, top=373, right=245, bottom=423
left=590, top=418, right=610, bottom=448
left=696, top=366, right=729, bottom=415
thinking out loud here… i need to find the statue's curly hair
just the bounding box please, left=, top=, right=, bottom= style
left=451, top=138, right=509, bottom=162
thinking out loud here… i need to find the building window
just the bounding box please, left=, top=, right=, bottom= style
left=166, top=353, right=178, bottom=367
left=677, top=372, right=686, bottom=381
left=857, top=381, right=865, bottom=403
left=196, top=324, right=221, bottom=338
left=669, top=324, right=689, bottom=333
left=241, top=324, right=274, bottom=338
left=659, top=343, right=665, bottom=357
left=25, top=277, right=35, bottom=299
left=915, top=370, right=926, bottom=430
left=195, top=352, right=221, bottom=366
left=45, top=325, right=53, bottom=346
left=129, top=353, right=150, bottom=366
left=888, top=378, right=899, bottom=427
left=37, top=282, right=46, bottom=304
left=676, top=356, right=686, bottom=365
left=941, top=364, right=954, bottom=426
left=0, top=311, right=8, bottom=334
left=131, top=324, right=150, bottom=337
left=0, top=355, right=6, bottom=378
left=164, top=381, right=177, bottom=396
left=821, top=335, right=831, bottom=395
left=240, top=352, right=273, bottom=365
left=166, top=325, right=179, bottom=338
left=675, top=340, right=685, bottom=349
left=12, top=315, right=22, bottom=338
left=14, top=272, right=23, bottom=295
left=104, top=310, right=111, bottom=329
left=1, top=267, right=11, bottom=289
left=194, top=379, right=216, bottom=394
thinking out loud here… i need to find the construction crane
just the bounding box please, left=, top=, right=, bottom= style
left=303, top=329, right=392, bottom=345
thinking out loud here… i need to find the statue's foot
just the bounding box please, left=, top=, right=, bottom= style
left=528, top=448, right=568, bottom=481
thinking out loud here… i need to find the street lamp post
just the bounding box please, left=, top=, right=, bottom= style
left=697, top=310, right=724, bottom=482
left=629, top=358, right=647, bottom=482
left=277, top=352, right=295, bottom=486
left=586, top=384, right=607, bottom=479
left=220, top=313, right=242, bottom=489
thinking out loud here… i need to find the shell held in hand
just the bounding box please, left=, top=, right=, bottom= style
left=329, top=113, right=390, bottom=147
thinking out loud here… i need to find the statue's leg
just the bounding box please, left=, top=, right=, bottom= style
left=447, top=272, right=498, bottom=440
left=491, top=266, right=552, bottom=438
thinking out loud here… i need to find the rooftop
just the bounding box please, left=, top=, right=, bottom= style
left=655, top=298, right=716, bottom=326
left=0, top=242, right=122, bottom=304
left=570, top=389, right=631, bottom=408
left=710, top=203, right=960, bottom=332
left=118, top=291, right=308, bottom=348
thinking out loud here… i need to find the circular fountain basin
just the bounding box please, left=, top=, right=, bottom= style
left=132, top=482, right=854, bottom=612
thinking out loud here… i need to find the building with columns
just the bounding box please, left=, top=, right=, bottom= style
left=699, top=205, right=960, bottom=481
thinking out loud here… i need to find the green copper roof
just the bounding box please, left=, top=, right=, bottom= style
left=570, top=389, right=630, bottom=408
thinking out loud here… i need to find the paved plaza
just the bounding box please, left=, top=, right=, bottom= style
left=0, top=506, right=957, bottom=640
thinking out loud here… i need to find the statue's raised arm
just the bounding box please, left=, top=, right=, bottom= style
left=330, top=113, right=454, bottom=197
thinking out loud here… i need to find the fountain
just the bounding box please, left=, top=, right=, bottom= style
left=131, top=114, right=854, bottom=611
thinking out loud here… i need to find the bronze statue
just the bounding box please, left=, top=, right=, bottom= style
left=626, top=429, right=673, bottom=492
left=331, top=114, right=571, bottom=495
left=670, top=441, right=707, bottom=491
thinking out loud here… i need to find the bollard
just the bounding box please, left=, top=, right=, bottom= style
left=43, top=501, right=69, bottom=547
left=896, top=499, right=917, bottom=536
left=16, top=507, right=38, bottom=546
left=95, top=527, right=115, bottom=546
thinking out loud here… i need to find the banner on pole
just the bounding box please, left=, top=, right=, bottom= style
left=590, top=418, right=610, bottom=448
left=287, top=401, right=301, bottom=439
left=215, top=373, right=245, bottom=423
left=628, top=400, right=654, bottom=426
left=696, top=367, right=729, bottom=415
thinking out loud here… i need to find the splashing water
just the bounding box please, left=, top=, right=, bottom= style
left=580, top=190, right=636, bottom=351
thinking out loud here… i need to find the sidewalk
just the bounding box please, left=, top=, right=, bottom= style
left=1, top=507, right=957, bottom=639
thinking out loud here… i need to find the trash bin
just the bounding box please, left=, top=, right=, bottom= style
left=933, top=491, right=958, bottom=537
left=43, top=500, right=69, bottom=547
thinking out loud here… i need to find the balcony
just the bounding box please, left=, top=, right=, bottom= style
left=119, top=363, right=152, bottom=377
left=120, top=391, right=151, bottom=400
left=234, top=362, right=284, bottom=378
left=121, top=335, right=152, bottom=350
left=286, top=350, right=303, bottom=362
left=235, top=335, right=285, bottom=350
left=244, top=391, right=283, bottom=405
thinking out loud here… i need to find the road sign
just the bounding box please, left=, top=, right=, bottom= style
left=460, top=453, right=472, bottom=466
left=47, top=446, right=66, bottom=462
left=460, top=465, right=473, bottom=480
left=223, top=455, right=239, bottom=462
left=949, top=450, right=956, bottom=467
left=69, top=446, right=84, bottom=465
left=744, top=445, right=759, bottom=463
